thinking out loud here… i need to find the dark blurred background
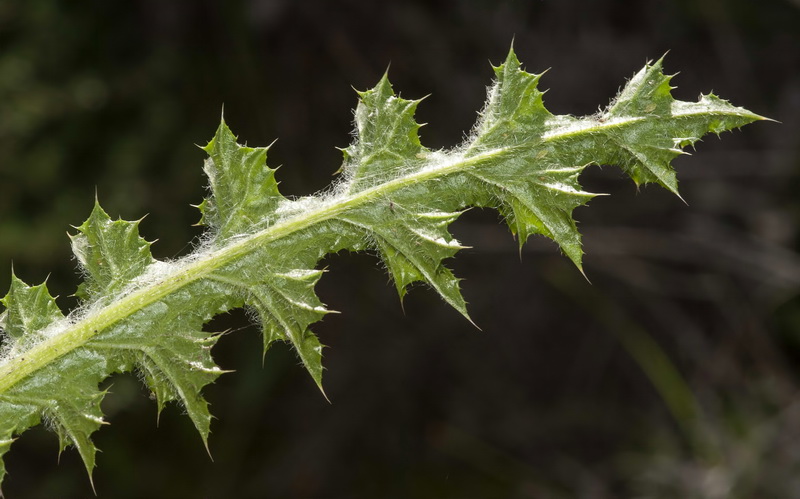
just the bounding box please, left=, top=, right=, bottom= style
left=0, top=1, right=798, bottom=498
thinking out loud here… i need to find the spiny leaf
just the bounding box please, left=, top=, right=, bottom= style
left=208, top=265, right=332, bottom=393
left=338, top=77, right=471, bottom=313
left=341, top=74, right=427, bottom=193
left=0, top=48, right=767, bottom=491
left=70, top=200, right=154, bottom=302
left=470, top=49, right=552, bottom=149
left=199, top=122, right=337, bottom=392
left=129, top=324, right=226, bottom=438
left=465, top=50, right=596, bottom=268
left=0, top=273, right=63, bottom=342
left=600, top=57, right=761, bottom=193
left=200, top=119, right=285, bottom=240
left=343, top=204, right=468, bottom=314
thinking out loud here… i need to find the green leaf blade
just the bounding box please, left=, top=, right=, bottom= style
left=70, top=201, right=155, bottom=302
left=0, top=347, right=112, bottom=487
left=469, top=49, right=551, bottom=152
left=201, top=119, right=285, bottom=240
left=241, top=268, right=331, bottom=391
left=341, top=74, right=427, bottom=194
left=0, top=274, right=64, bottom=342
left=598, top=59, right=765, bottom=193
left=345, top=204, right=469, bottom=316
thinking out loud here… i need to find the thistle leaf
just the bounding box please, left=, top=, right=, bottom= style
left=598, top=57, right=760, bottom=193
left=70, top=200, right=154, bottom=301
left=343, top=205, right=469, bottom=314
left=209, top=265, right=332, bottom=392
left=465, top=50, right=597, bottom=267
left=0, top=274, right=63, bottom=342
left=200, top=119, right=285, bottom=240
left=341, top=74, right=427, bottom=193
left=0, top=48, right=766, bottom=491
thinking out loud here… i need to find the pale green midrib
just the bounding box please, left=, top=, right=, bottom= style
left=0, top=144, right=510, bottom=395
left=0, top=107, right=746, bottom=395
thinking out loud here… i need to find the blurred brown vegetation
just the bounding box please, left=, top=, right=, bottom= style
left=0, top=1, right=798, bottom=497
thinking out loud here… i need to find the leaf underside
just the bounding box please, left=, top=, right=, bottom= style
left=0, top=49, right=765, bottom=490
